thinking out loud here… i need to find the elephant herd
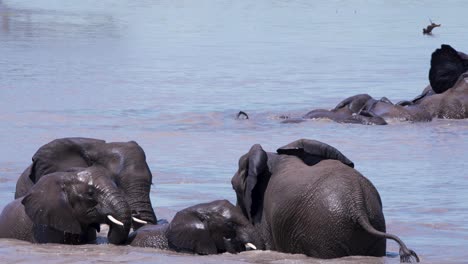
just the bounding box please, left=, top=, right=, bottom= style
left=286, top=44, right=468, bottom=125
left=3, top=44, right=466, bottom=263
left=0, top=137, right=419, bottom=263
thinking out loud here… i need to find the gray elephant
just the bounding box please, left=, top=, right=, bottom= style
left=127, top=200, right=262, bottom=255
left=0, top=167, right=131, bottom=244
left=300, top=45, right=468, bottom=125
left=231, top=139, right=419, bottom=263
left=15, top=137, right=156, bottom=229
left=412, top=45, right=468, bottom=119
left=378, top=44, right=468, bottom=120
left=301, top=94, right=389, bottom=125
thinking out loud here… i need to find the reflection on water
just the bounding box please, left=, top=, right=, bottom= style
left=1, top=0, right=468, bottom=263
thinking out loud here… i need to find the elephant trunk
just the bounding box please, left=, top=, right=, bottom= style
left=99, top=189, right=132, bottom=245
left=121, top=180, right=157, bottom=229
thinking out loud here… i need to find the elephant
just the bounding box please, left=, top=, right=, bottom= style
left=300, top=93, right=429, bottom=125
left=301, top=94, right=388, bottom=125
left=127, top=200, right=262, bottom=255
left=0, top=166, right=131, bottom=244
left=407, top=45, right=468, bottom=119
left=366, top=44, right=468, bottom=120
left=15, top=137, right=156, bottom=230
left=428, top=44, right=468, bottom=95
left=231, top=139, right=419, bottom=263
left=298, top=45, right=468, bottom=125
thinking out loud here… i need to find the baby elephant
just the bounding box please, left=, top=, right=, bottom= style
left=127, top=200, right=262, bottom=255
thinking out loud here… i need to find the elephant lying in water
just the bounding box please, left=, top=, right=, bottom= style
left=127, top=200, right=262, bottom=254
left=15, top=137, right=156, bottom=230
left=297, top=44, right=468, bottom=125
left=231, top=139, right=419, bottom=262
left=0, top=167, right=131, bottom=244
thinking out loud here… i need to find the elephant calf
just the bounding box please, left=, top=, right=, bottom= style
left=0, top=167, right=132, bottom=244
left=127, top=200, right=262, bottom=255
left=231, top=138, right=419, bottom=263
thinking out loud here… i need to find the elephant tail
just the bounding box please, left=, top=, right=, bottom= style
left=357, top=216, right=420, bottom=263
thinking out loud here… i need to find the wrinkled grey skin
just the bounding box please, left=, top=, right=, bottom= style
left=231, top=139, right=419, bottom=263
left=0, top=167, right=131, bottom=244
left=416, top=72, right=468, bottom=118
left=128, top=200, right=263, bottom=255
left=15, top=137, right=156, bottom=230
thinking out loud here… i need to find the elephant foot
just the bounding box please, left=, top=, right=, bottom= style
left=399, top=247, right=420, bottom=263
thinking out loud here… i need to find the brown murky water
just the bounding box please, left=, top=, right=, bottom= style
left=1, top=1, right=468, bottom=263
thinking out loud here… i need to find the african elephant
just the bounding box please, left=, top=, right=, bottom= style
left=127, top=200, right=262, bottom=255
left=15, top=137, right=156, bottom=229
left=231, top=139, right=419, bottom=263
left=302, top=94, right=388, bottom=125
left=428, top=44, right=468, bottom=94
left=0, top=167, right=131, bottom=244
left=300, top=45, right=468, bottom=124
left=412, top=45, right=468, bottom=119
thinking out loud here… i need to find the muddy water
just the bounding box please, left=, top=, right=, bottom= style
left=1, top=1, right=468, bottom=263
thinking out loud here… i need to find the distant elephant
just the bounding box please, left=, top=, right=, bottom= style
left=0, top=167, right=131, bottom=244
left=372, top=44, right=468, bottom=120
left=15, top=137, right=156, bottom=229
left=344, top=95, right=433, bottom=123
left=293, top=94, right=387, bottom=125
left=127, top=200, right=262, bottom=255
left=428, top=44, right=468, bottom=94
left=300, top=45, right=468, bottom=125
left=231, top=139, right=419, bottom=262
left=411, top=45, right=468, bottom=119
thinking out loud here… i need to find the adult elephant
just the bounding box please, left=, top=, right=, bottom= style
left=127, top=200, right=262, bottom=255
left=414, top=45, right=468, bottom=119
left=15, top=137, right=156, bottom=229
left=0, top=167, right=131, bottom=244
left=300, top=44, right=468, bottom=124
left=231, top=139, right=419, bottom=263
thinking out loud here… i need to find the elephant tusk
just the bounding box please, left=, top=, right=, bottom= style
left=107, top=215, right=124, bottom=226
left=245, top=243, right=257, bottom=250
left=132, top=217, right=148, bottom=224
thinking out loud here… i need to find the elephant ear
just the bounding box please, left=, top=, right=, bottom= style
left=243, top=144, right=269, bottom=224
left=277, top=139, right=354, bottom=168
left=429, top=44, right=468, bottom=94
left=30, top=137, right=103, bottom=183
left=22, top=173, right=82, bottom=234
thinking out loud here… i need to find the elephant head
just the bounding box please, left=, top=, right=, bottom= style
left=22, top=166, right=132, bottom=244
left=15, top=137, right=157, bottom=230
left=231, top=139, right=354, bottom=224
left=429, top=44, right=468, bottom=94
left=166, top=200, right=263, bottom=254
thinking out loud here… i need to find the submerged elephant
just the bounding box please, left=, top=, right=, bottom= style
left=231, top=139, right=419, bottom=262
left=301, top=94, right=389, bottom=125
left=127, top=200, right=262, bottom=255
left=0, top=167, right=131, bottom=244
left=15, top=137, right=156, bottom=229
left=300, top=44, right=468, bottom=125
